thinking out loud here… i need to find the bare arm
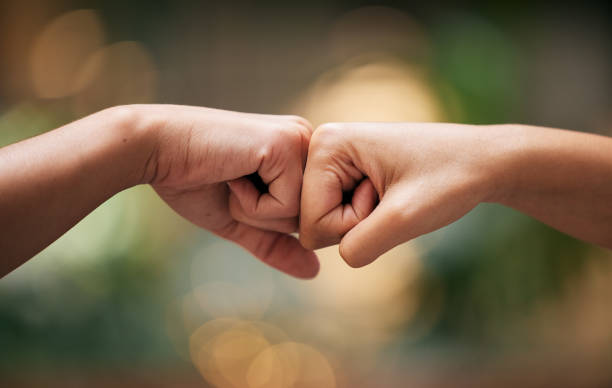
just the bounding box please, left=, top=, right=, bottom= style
left=0, top=105, right=319, bottom=278
left=0, top=107, right=153, bottom=273
left=491, top=124, right=612, bottom=249
left=299, top=123, right=612, bottom=267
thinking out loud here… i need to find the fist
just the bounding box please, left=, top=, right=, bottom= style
left=146, top=105, right=319, bottom=278
left=300, top=122, right=494, bottom=268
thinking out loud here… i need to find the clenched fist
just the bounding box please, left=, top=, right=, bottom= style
left=3, top=104, right=612, bottom=279
left=148, top=106, right=319, bottom=278
left=0, top=105, right=320, bottom=278
left=299, top=122, right=492, bottom=268
left=299, top=122, right=612, bottom=268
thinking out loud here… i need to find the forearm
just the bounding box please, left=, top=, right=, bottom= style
left=488, top=124, right=612, bottom=248
left=0, top=106, right=157, bottom=275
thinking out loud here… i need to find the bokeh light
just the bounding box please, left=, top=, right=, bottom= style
left=29, top=10, right=105, bottom=99
left=292, top=58, right=443, bottom=125
left=292, top=245, right=432, bottom=347
left=72, top=41, right=158, bottom=115
left=187, top=318, right=334, bottom=388
left=248, top=342, right=336, bottom=388
left=2, top=2, right=612, bottom=387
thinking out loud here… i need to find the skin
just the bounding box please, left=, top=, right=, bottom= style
left=0, top=105, right=319, bottom=278
left=299, top=122, right=612, bottom=268
left=2, top=108, right=611, bottom=277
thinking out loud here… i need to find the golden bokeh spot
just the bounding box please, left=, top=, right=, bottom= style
left=189, top=319, right=292, bottom=388
left=247, top=342, right=336, bottom=388
left=290, top=243, right=440, bottom=347
left=29, top=9, right=105, bottom=99
left=291, top=57, right=442, bottom=125
left=312, top=244, right=422, bottom=309
left=190, top=318, right=246, bottom=387
left=72, top=41, right=158, bottom=115
left=246, top=342, right=301, bottom=388
left=212, top=328, right=271, bottom=387
left=286, top=55, right=445, bottom=348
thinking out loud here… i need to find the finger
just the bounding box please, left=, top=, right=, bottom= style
left=339, top=185, right=413, bottom=268
left=351, top=178, right=379, bottom=220
left=227, top=177, right=263, bottom=214
left=280, top=115, right=314, bottom=135
left=292, top=117, right=314, bottom=169
left=254, top=140, right=304, bottom=219
left=252, top=114, right=312, bottom=168
left=227, top=177, right=300, bottom=224
left=229, top=187, right=298, bottom=233
left=247, top=113, right=313, bottom=133
left=303, top=178, right=377, bottom=248
left=216, top=221, right=320, bottom=279
left=300, top=152, right=377, bottom=250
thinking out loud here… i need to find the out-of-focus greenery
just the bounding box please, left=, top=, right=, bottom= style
left=1, top=1, right=611, bottom=386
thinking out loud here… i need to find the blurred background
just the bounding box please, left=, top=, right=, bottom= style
left=1, top=1, right=612, bottom=387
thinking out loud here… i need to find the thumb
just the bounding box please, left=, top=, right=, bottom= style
left=217, top=220, right=320, bottom=279
left=339, top=185, right=415, bottom=268
left=300, top=177, right=378, bottom=250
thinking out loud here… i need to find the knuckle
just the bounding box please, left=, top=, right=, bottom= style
left=310, top=123, right=345, bottom=151
left=316, top=122, right=344, bottom=135
left=386, top=199, right=411, bottom=225
left=268, top=124, right=303, bottom=149
left=284, top=115, right=313, bottom=131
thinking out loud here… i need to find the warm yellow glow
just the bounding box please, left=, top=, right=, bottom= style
left=189, top=319, right=292, bottom=388
left=212, top=328, right=271, bottom=387
left=247, top=342, right=336, bottom=388
left=246, top=342, right=300, bottom=388
left=190, top=318, right=246, bottom=387
left=72, top=41, right=158, bottom=115
left=289, top=244, right=432, bottom=347
left=291, top=58, right=443, bottom=125
left=29, top=10, right=105, bottom=98
left=286, top=53, right=445, bottom=348
left=309, top=245, right=422, bottom=309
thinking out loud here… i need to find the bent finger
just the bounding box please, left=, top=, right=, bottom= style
left=229, top=190, right=298, bottom=233
left=216, top=221, right=319, bottom=279
left=300, top=175, right=377, bottom=250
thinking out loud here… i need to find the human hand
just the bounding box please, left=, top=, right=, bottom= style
left=299, top=122, right=497, bottom=268
left=143, top=105, right=318, bottom=278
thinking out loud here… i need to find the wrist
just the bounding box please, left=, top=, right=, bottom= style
left=478, top=124, right=527, bottom=205
left=102, top=105, right=161, bottom=187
